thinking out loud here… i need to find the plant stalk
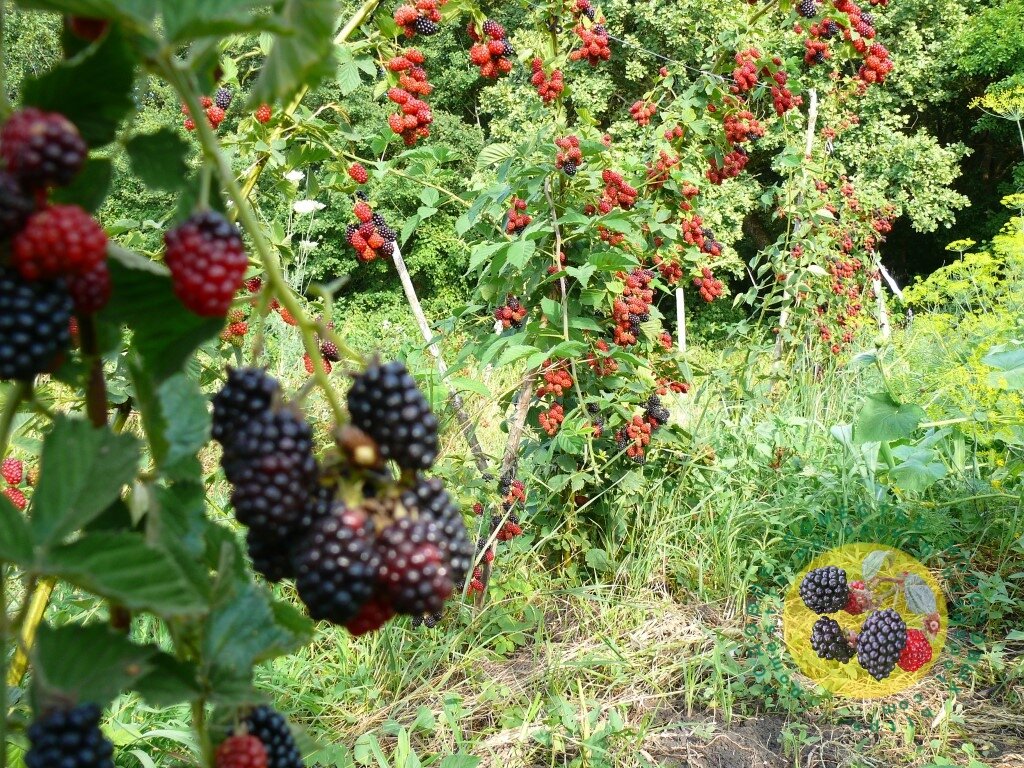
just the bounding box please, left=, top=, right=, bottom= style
left=0, top=382, right=29, bottom=463
left=1, top=561, right=8, bottom=768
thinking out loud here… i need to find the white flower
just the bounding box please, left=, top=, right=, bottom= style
left=299, top=239, right=319, bottom=253
left=284, top=170, right=304, bottom=184
left=293, top=199, right=325, bottom=215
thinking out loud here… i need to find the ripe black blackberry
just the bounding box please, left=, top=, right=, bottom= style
left=810, top=617, right=854, bottom=662
left=856, top=609, right=907, bottom=681
left=413, top=16, right=439, bottom=35
left=400, top=477, right=473, bottom=586
left=320, top=340, right=341, bottom=362
left=823, top=19, right=840, bottom=37
left=347, top=360, right=439, bottom=470
left=0, top=269, right=72, bottom=382
left=377, top=517, right=453, bottom=615
left=242, top=706, right=303, bottom=768
left=1, top=108, right=87, bottom=190
left=294, top=503, right=379, bottom=624
left=644, top=394, right=670, bottom=427
left=562, top=159, right=578, bottom=176
left=215, top=87, right=234, bottom=110
left=224, top=410, right=319, bottom=539
left=247, top=529, right=295, bottom=583
left=799, top=566, right=849, bottom=614
left=586, top=402, right=600, bottom=415
left=798, top=0, right=817, bottom=17
left=861, top=12, right=874, bottom=27
left=25, top=703, right=114, bottom=768
left=0, top=170, right=34, bottom=240
left=212, top=367, right=280, bottom=444
left=412, top=610, right=444, bottom=629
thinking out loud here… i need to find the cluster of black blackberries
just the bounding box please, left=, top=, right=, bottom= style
left=212, top=362, right=468, bottom=635
left=243, top=705, right=304, bottom=768
left=26, top=703, right=114, bottom=768
left=644, top=394, right=670, bottom=427
left=801, top=566, right=910, bottom=680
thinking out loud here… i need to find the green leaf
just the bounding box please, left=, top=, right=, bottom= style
left=32, top=417, right=140, bottom=547
left=31, top=624, right=156, bottom=709
left=162, top=0, right=284, bottom=42
left=50, top=157, right=112, bottom=212
left=126, top=129, right=190, bottom=192
left=249, top=0, right=340, bottom=107
left=21, top=26, right=136, bottom=147
left=983, top=344, right=1024, bottom=390
left=584, top=548, right=613, bottom=574
left=440, top=757, right=481, bottom=768
left=862, top=550, right=891, bottom=582
left=130, top=654, right=202, bottom=707
left=889, top=446, right=948, bottom=492
left=336, top=45, right=363, bottom=96
left=100, top=257, right=224, bottom=381
left=14, top=0, right=157, bottom=26
left=0, top=494, right=32, bottom=565
left=44, top=532, right=206, bottom=616
left=853, top=393, right=925, bottom=444
left=132, top=364, right=210, bottom=476
left=903, top=574, right=938, bottom=615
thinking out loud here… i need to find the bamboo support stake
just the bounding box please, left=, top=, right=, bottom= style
left=391, top=244, right=490, bottom=475
left=676, top=288, right=687, bottom=354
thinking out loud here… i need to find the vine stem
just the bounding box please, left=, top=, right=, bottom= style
left=1, top=561, right=8, bottom=768
left=0, top=0, right=11, bottom=120
left=161, top=57, right=353, bottom=423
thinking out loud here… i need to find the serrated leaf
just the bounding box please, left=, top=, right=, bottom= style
left=126, top=129, right=189, bottom=192
left=585, top=548, right=612, bottom=573
left=162, top=0, right=284, bottom=42
left=50, top=157, right=112, bottom=211
left=862, top=549, right=891, bottom=582
left=21, top=26, right=136, bottom=147
left=32, top=417, right=140, bottom=547
left=31, top=624, right=156, bottom=709
left=133, top=363, right=210, bottom=476
left=130, top=654, right=202, bottom=707
left=43, top=532, right=206, bottom=616
left=0, top=494, right=32, bottom=565
left=336, top=45, right=363, bottom=95
left=99, top=258, right=224, bottom=381
left=249, top=0, right=340, bottom=107
left=903, top=574, right=938, bottom=615
left=854, top=393, right=925, bottom=444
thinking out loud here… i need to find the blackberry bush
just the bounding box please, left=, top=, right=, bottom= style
left=856, top=608, right=907, bottom=681
left=799, top=566, right=849, bottom=614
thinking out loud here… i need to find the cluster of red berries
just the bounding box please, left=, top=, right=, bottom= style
left=646, top=151, right=680, bottom=190
left=680, top=216, right=723, bottom=258
left=393, top=0, right=443, bottom=37
left=731, top=48, right=762, bottom=92
left=538, top=402, right=565, bottom=436
left=182, top=89, right=233, bottom=132
left=387, top=49, right=434, bottom=146
left=505, top=196, right=532, bottom=234
left=598, top=169, right=638, bottom=211
left=585, top=339, right=618, bottom=376
left=629, top=101, right=656, bottom=126
left=596, top=224, right=625, bottom=247
left=800, top=0, right=893, bottom=86
left=0, top=108, right=115, bottom=380
left=468, top=20, right=515, bottom=79
left=612, top=268, right=654, bottom=346
left=494, top=294, right=527, bottom=330
left=694, top=267, right=725, bottom=302
left=615, top=415, right=652, bottom=464
left=537, top=359, right=573, bottom=398
left=346, top=200, right=398, bottom=263
left=706, top=148, right=749, bottom=185
left=769, top=68, right=801, bottom=115
left=220, top=308, right=250, bottom=347
left=723, top=110, right=765, bottom=145
left=347, top=163, right=369, bottom=185
left=654, top=252, right=684, bottom=285
left=573, top=0, right=598, bottom=20
left=530, top=59, right=565, bottom=103
left=657, top=378, right=689, bottom=396
left=555, top=135, right=583, bottom=176
left=570, top=22, right=612, bottom=67
left=1, top=457, right=32, bottom=511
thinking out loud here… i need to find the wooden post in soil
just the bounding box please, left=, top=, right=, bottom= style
left=775, top=88, right=818, bottom=359
left=390, top=244, right=490, bottom=475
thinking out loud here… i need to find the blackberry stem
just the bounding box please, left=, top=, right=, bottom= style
left=162, top=56, right=356, bottom=424
left=0, top=381, right=30, bottom=464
